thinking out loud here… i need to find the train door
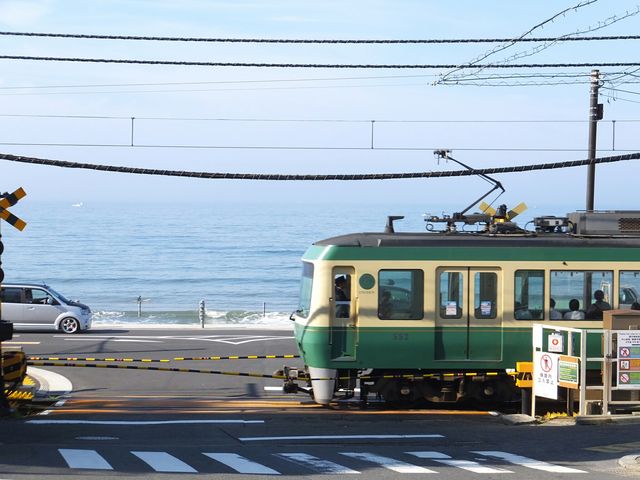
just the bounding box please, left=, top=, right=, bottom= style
left=330, top=267, right=357, bottom=360
left=435, top=268, right=502, bottom=361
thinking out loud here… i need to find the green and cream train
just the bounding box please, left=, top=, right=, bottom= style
left=289, top=210, right=640, bottom=405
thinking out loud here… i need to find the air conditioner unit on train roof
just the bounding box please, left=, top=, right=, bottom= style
left=568, top=211, right=640, bottom=235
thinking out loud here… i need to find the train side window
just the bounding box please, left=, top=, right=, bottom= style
left=439, top=271, right=463, bottom=319
left=550, top=270, right=613, bottom=320
left=474, top=272, right=497, bottom=319
left=514, top=270, right=544, bottom=320
left=619, top=271, right=640, bottom=309
left=378, top=270, right=424, bottom=320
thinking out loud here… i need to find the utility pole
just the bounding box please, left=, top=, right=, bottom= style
left=586, top=69, right=603, bottom=211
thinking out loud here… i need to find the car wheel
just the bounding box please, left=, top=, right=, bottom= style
left=60, top=317, right=80, bottom=334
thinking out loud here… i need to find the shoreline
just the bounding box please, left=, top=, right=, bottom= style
left=89, top=322, right=294, bottom=330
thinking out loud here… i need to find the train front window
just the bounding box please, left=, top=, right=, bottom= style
left=514, top=270, right=544, bottom=320
left=297, top=262, right=314, bottom=318
left=378, top=270, right=424, bottom=320
left=439, top=271, right=463, bottom=319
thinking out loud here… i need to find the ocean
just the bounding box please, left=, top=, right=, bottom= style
left=2, top=200, right=570, bottom=328
left=1, top=201, right=455, bottom=328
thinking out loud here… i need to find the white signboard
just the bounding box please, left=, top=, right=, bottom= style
left=548, top=333, right=564, bottom=353
left=616, top=330, right=640, bottom=390
left=533, top=351, right=559, bottom=400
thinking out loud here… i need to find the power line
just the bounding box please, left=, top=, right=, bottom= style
left=0, top=73, right=441, bottom=91
left=2, top=112, right=640, bottom=123
left=437, top=0, right=600, bottom=83
left=603, top=86, right=640, bottom=96
left=440, top=4, right=640, bottom=84
left=0, top=142, right=637, bottom=153
left=2, top=31, right=639, bottom=44
left=1, top=55, right=639, bottom=69
left=0, top=151, right=637, bottom=180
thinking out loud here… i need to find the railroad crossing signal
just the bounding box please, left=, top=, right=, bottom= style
left=0, top=187, right=27, bottom=231
left=1, top=187, right=26, bottom=414
left=0, top=187, right=27, bottom=283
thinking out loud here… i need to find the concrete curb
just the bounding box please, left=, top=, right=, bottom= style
left=576, top=414, right=640, bottom=425
left=619, top=454, right=640, bottom=471
left=26, top=367, right=73, bottom=397
left=500, top=414, right=537, bottom=425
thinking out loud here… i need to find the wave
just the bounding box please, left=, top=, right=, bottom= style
left=91, top=309, right=294, bottom=328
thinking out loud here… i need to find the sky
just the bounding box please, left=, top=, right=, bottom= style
left=0, top=0, right=639, bottom=214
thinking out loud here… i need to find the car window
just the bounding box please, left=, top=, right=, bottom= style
left=31, top=289, right=52, bottom=305
left=0, top=287, right=23, bottom=303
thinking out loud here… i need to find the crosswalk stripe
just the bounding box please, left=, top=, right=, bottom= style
left=276, top=453, right=360, bottom=474
left=473, top=451, right=587, bottom=473
left=406, top=451, right=512, bottom=473
left=131, top=451, right=197, bottom=473
left=203, top=453, right=280, bottom=475
left=341, top=452, right=436, bottom=473
left=58, top=449, right=113, bottom=470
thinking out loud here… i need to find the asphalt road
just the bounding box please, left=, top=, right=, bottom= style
left=1, top=327, right=639, bottom=479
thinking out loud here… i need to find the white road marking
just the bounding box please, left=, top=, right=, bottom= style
left=62, top=338, right=162, bottom=343
left=58, top=449, right=113, bottom=470
left=276, top=453, right=360, bottom=474
left=75, top=436, right=119, bottom=441
left=263, top=386, right=361, bottom=393
left=407, top=451, right=513, bottom=473
left=435, top=459, right=512, bottom=473
left=27, top=367, right=73, bottom=396
left=473, top=451, right=587, bottom=473
left=341, top=452, right=436, bottom=473
left=28, top=419, right=263, bottom=425
left=240, top=434, right=444, bottom=442
left=131, top=451, right=197, bottom=473
left=203, top=453, right=280, bottom=475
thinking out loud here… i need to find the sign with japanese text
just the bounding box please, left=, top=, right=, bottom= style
left=617, top=331, right=640, bottom=389
left=558, top=355, right=579, bottom=389
left=533, top=350, right=558, bottom=400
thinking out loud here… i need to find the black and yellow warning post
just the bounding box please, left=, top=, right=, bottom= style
left=0, top=187, right=27, bottom=416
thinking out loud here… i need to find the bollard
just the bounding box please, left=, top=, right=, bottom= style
left=199, top=300, right=206, bottom=328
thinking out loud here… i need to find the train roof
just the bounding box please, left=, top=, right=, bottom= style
left=314, top=232, right=640, bottom=249
left=316, top=210, right=640, bottom=249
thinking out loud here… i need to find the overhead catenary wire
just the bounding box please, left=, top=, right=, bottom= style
left=2, top=31, right=640, bottom=44
left=1, top=151, right=638, bottom=181
left=1, top=55, right=640, bottom=69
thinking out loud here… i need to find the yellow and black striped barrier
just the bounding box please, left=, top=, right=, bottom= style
left=27, top=361, right=290, bottom=380
left=26, top=360, right=516, bottom=383
left=2, top=350, right=26, bottom=384
left=27, top=354, right=300, bottom=363
left=4, top=388, right=34, bottom=402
